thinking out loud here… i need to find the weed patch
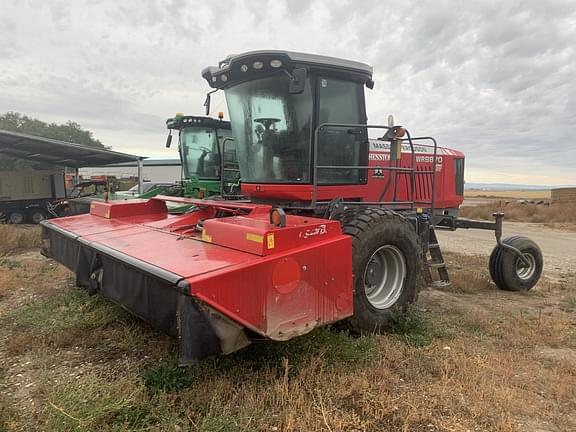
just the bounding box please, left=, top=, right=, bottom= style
left=142, top=328, right=379, bottom=394
left=0, top=397, right=17, bottom=432
left=228, top=328, right=378, bottom=369
left=0, top=225, right=41, bottom=255
left=13, top=288, right=126, bottom=332
left=561, top=294, right=576, bottom=312
left=41, top=372, right=172, bottom=432
left=387, top=307, right=444, bottom=347
left=460, top=201, right=576, bottom=224
left=142, top=363, right=196, bottom=394
left=443, top=252, right=494, bottom=293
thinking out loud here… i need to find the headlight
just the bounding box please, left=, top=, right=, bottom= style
left=220, top=74, right=228, bottom=82
left=270, top=59, right=282, bottom=68
left=252, top=61, right=264, bottom=70
left=240, top=64, right=248, bottom=72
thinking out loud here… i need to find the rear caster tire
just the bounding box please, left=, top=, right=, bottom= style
left=338, top=207, right=421, bottom=333
left=8, top=210, right=25, bottom=224
left=489, top=236, right=543, bottom=291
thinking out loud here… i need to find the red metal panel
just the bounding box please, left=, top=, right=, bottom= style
left=45, top=206, right=354, bottom=339
left=202, top=213, right=343, bottom=256
left=240, top=142, right=465, bottom=210
left=47, top=211, right=171, bottom=237
left=189, top=234, right=353, bottom=339
left=90, top=199, right=167, bottom=218
left=78, top=225, right=260, bottom=280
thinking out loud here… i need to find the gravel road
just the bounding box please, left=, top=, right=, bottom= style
left=436, top=222, right=576, bottom=278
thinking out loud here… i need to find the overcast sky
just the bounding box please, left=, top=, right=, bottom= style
left=1, top=0, right=575, bottom=185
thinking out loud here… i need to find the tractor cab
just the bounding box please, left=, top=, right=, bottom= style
left=202, top=51, right=373, bottom=205
left=166, top=114, right=239, bottom=197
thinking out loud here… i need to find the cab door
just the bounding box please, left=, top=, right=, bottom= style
left=315, top=76, right=369, bottom=185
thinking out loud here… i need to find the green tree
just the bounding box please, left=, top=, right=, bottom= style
left=0, top=112, right=107, bottom=169
left=0, top=112, right=106, bottom=148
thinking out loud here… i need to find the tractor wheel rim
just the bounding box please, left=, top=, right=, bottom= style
left=363, top=245, right=406, bottom=309
left=516, top=253, right=536, bottom=281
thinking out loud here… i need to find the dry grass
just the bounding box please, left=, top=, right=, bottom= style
left=0, top=225, right=41, bottom=256
left=465, top=190, right=551, bottom=200
left=460, top=201, right=576, bottom=224
left=1, top=251, right=575, bottom=431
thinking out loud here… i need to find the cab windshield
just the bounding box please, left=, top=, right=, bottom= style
left=179, top=127, right=220, bottom=179
left=225, top=75, right=313, bottom=183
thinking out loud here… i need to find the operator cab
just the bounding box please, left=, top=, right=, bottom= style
left=166, top=115, right=236, bottom=181
left=202, top=50, right=373, bottom=205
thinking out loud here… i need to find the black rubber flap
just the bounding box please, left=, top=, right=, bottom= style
left=42, top=223, right=223, bottom=363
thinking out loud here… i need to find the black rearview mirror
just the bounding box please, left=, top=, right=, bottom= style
left=289, top=68, right=307, bottom=94
left=204, top=89, right=218, bottom=116
left=204, top=94, right=211, bottom=116
left=165, top=132, right=172, bottom=148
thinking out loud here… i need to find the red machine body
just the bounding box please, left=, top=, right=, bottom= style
left=242, top=140, right=465, bottom=212
left=43, top=197, right=353, bottom=351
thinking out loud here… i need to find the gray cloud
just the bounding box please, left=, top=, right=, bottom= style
left=0, top=0, right=575, bottom=184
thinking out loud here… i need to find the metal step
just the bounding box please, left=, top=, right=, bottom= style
left=431, top=280, right=452, bottom=288
left=425, top=225, right=451, bottom=287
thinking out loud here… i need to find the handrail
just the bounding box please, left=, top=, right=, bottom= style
left=311, top=122, right=440, bottom=219
left=313, top=123, right=392, bottom=206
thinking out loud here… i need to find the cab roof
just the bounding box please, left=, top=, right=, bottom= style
left=166, top=115, right=231, bottom=131
left=202, top=50, right=374, bottom=90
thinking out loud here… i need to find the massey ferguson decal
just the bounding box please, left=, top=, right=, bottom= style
left=369, top=139, right=444, bottom=178
left=369, top=140, right=453, bottom=155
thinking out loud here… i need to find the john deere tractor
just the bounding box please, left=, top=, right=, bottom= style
left=166, top=113, right=240, bottom=198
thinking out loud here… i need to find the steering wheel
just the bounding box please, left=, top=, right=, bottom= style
left=254, top=118, right=281, bottom=130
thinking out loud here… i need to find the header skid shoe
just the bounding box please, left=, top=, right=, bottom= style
left=41, top=196, right=353, bottom=364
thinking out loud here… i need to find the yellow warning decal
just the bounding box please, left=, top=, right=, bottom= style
left=202, top=229, right=212, bottom=243
left=90, top=203, right=96, bottom=209
left=267, top=233, right=275, bottom=249
left=246, top=232, right=264, bottom=244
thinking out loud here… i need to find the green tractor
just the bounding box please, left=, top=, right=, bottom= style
left=166, top=113, right=240, bottom=199
left=65, top=115, right=240, bottom=216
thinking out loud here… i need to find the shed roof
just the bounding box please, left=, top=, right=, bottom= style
left=0, top=129, right=143, bottom=168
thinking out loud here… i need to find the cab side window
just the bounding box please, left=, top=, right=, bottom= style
left=316, top=77, right=368, bottom=184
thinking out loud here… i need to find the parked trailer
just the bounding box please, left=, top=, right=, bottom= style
left=0, top=170, right=66, bottom=223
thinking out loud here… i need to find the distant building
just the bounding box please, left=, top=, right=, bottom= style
left=79, top=159, right=182, bottom=182
left=551, top=187, right=576, bottom=204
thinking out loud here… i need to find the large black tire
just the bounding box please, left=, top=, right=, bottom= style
left=8, top=210, right=25, bottom=224
left=337, top=207, right=421, bottom=333
left=489, top=235, right=522, bottom=289
left=489, top=236, right=543, bottom=291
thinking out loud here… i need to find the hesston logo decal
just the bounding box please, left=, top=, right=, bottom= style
left=368, top=153, right=444, bottom=164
